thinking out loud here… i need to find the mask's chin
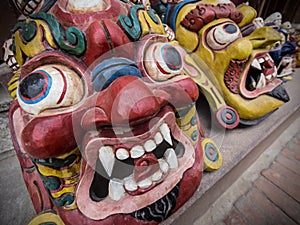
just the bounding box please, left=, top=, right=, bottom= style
left=76, top=106, right=196, bottom=221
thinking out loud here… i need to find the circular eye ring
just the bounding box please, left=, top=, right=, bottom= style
left=206, top=22, right=242, bottom=50
left=18, top=70, right=52, bottom=104
left=161, top=44, right=182, bottom=71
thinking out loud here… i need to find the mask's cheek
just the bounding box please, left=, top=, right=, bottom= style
left=21, top=113, right=78, bottom=158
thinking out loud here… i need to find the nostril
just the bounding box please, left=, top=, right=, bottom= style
left=81, top=107, right=109, bottom=130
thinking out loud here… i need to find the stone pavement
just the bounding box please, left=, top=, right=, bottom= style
left=194, top=117, right=300, bottom=225
left=225, top=128, right=300, bottom=225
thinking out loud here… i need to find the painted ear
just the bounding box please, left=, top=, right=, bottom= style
left=92, top=57, right=142, bottom=92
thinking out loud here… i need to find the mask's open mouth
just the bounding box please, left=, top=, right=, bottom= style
left=225, top=52, right=287, bottom=101
left=245, top=53, right=277, bottom=91
left=76, top=106, right=196, bottom=220
left=89, top=125, right=184, bottom=200
left=276, top=56, right=294, bottom=77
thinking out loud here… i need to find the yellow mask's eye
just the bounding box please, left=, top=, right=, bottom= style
left=144, top=43, right=184, bottom=81
left=17, top=64, right=84, bottom=115
left=206, top=22, right=242, bottom=50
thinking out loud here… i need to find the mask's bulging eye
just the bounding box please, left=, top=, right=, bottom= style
left=206, top=22, right=242, bottom=50
left=19, top=71, right=51, bottom=103
left=17, top=64, right=84, bottom=115
left=144, top=43, right=184, bottom=81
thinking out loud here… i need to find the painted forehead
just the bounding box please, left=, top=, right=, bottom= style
left=180, top=3, right=243, bottom=32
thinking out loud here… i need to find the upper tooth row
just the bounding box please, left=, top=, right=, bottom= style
left=98, top=123, right=172, bottom=177
left=251, top=56, right=271, bottom=70
left=114, top=123, right=172, bottom=160
left=108, top=148, right=178, bottom=201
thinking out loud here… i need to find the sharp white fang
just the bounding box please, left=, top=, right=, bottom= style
left=258, top=58, right=264, bottom=64
left=25, top=5, right=33, bottom=13
left=130, top=145, right=145, bottom=158
left=266, top=74, right=272, bottom=80
left=154, top=132, right=163, bottom=145
left=99, top=146, right=115, bottom=177
left=251, top=58, right=262, bottom=70
left=144, top=140, right=156, bottom=152
left=151, top=170, right=163, bottom=182
left=116, top=148, right=129, bottom=160
left=124, top=175, right=138, bottom=191
left=12, top=58, right=17, bottom=64
left=160, top=123, right=172, bottom=146
left=138, top=178, right=152, bottom=189
left=109, top=179, right=125, bottom=201
left=256, top=73, right=266, bottom=89
left=158, top=158, right=169, bottom=174
left=28, top=1, right=37, bottom=8
left=265, top=56, right=270, bottom=61
left=164, top=148, right=178, bottom=169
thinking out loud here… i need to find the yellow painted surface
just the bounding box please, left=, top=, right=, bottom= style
left=28, top=212, right=65, bottom=225
left=202, top=138, right=222, bottom=171
left=138, top=10, right=165, bottom=37
left=13, top=19, right=57, bottom=66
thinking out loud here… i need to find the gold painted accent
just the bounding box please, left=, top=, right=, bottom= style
left=176, top=105, right=198, bottom=145
left=13, top=18, right=57, bottom=66
left=202, top=138, right=222, bottom=171
left=34, top=148, right=80, bottom=210
left=138, top=10, right=165, bottom=38
left=36, top=148, right=81, bottom=178
left=237, top=5, right=257, bottom=28
left=184, top=54, right=226, bottom=113
left=51, top=186, right=76, bottom=198
left=36, top=158, right=81, bottom=178
left=282, top=75, right=293, bottom=81
left=7, top=70, right=21, bottom=100
left=28, top=212, right=65, bottom=225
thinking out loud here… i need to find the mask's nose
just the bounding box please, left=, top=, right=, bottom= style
left=81, top=75, right=166, bottom=130
left=80, top=57, right=199, bottom=131
left=246, top=26, right=282, bottom=49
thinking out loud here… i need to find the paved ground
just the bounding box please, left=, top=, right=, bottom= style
left=195, top=117, right=300, bottom=225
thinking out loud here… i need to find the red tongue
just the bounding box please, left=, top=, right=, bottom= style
left=134, top=153, right=159, bottom=183
left=263, top=59, right=275, bottom=75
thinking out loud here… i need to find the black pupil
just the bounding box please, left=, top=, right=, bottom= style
left=19, top=73, right=45, bottom=99
left=164, top=46, right=182, bottom=70
left=224, top=24, right=237, bottom=34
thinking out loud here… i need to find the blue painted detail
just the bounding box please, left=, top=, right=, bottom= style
left=191, top=129, right=199, bottom=141
left=161, top=44, right=182, bottom=71
left=18, top=70, right=52, bottom=104
left=118, top=5, right=161, bottom=41
left=205, top=143, right=218, bottom=162
left=52, top=193, right=75, bottom=207
left=191, top=114, right=197, bottom=126
left=92, top=58, right=142, bottom=92
left=164, top=0, right=199, bottom=32
left=221, top=108, right=237, bottom=125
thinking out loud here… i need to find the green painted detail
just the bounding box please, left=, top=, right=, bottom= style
left=32, top=154, right=77, bottom=168
left=118, top=5, right=144, bottom=41
left=41, top=176, right=61, bottom=190
left=13, top=21, right=37, bottom=42
left=53, top=193, right=75, bottom=207
left=118, top=5, right=160, bottom=41
left=191, top=114, right=197, bottom=126
left=41, top=223, right=57, bottom=225
left=29, top=12, right=86, bottom=56
left=191, top=129, right=199, bottom=141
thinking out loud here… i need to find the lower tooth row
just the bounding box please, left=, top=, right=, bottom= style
left=108, top=155, right=175, bottom=201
